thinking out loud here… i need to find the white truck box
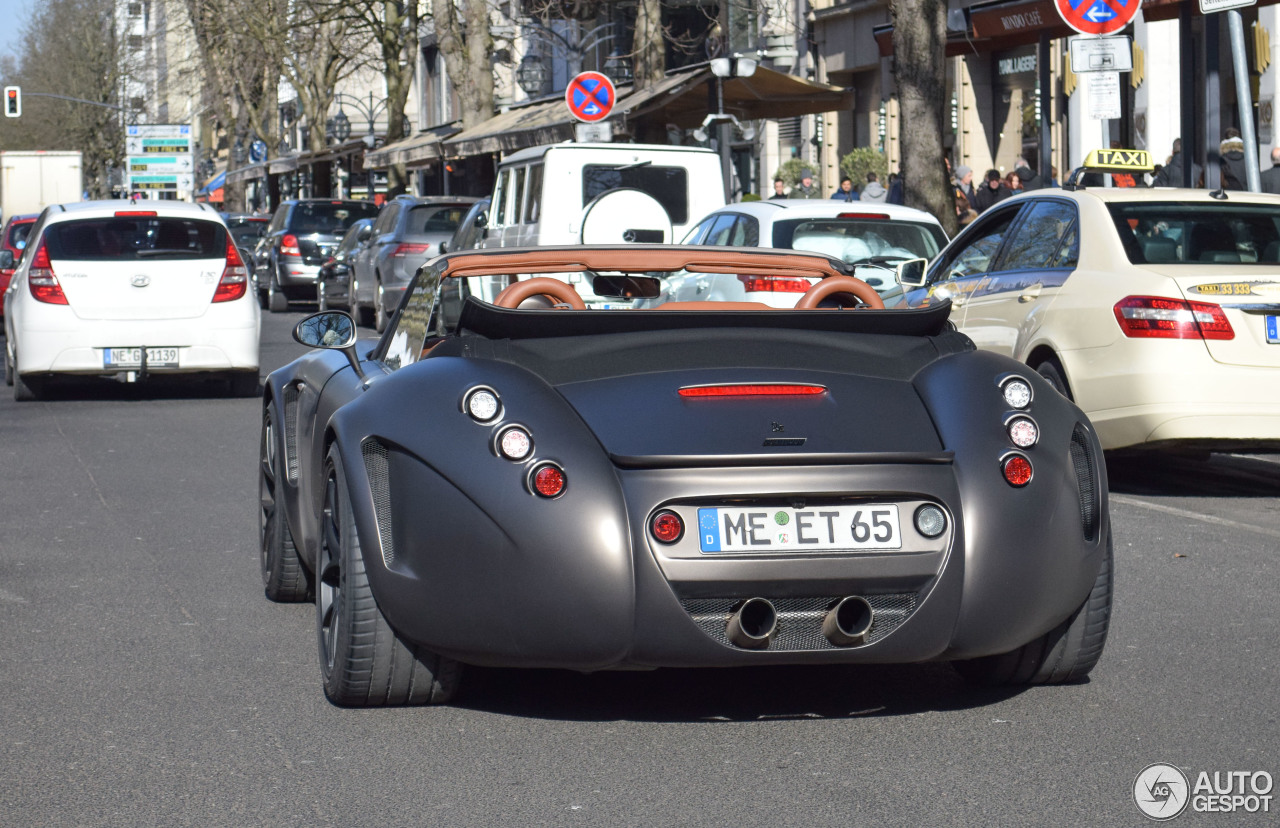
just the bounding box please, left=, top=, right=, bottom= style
left=0, top=151, right=84, bottom=220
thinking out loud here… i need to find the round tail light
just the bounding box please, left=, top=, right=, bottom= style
left=531, top=464, right=565, bottom=498
left=1007, top=416, right=1038, bottom=448
left=497, top=426, right=532, bottom=460
left=1001, top=377, right=1032, bottom=409
left=1002, top=454, right=1033, bottom=487
left=650, top=510, right=684, bottom=544
left=464, top=387, right=501, bottom=422
left=914, top=504, right=947, bottom=538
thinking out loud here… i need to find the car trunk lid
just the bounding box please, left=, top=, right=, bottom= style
left=1141, top=265, right=1280, bottom=367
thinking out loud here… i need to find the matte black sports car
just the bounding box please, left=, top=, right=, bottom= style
left=259, top=246, right=1112, bottom=707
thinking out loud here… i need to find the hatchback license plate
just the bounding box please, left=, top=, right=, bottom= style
left=697, top=504, right=901, bottom=553
left=1267, top=315, right=1280, bottom=344
left=104, top=347, right=179, bottom=368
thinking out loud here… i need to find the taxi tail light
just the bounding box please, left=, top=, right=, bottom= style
left=213, top=236, right=248, bottom=303
left=28, top=242, right=68, bottom=305
left=1114, top=296, right=1234, bottom=340
left=392, top=243, right=431, bottom=257
left=280, top=234, right=301, bottom=257
left=679, top=384, right=826, bottom=397
left=737, top=275, right=813, bottom=293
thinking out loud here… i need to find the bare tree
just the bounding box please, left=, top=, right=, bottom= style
left=631, top=0, right=664, bottom=90
left=430, top=0, right=495, bottom=130
left=890, top=0, right=955, bottom=235
left=0, top=0, right=128, bottom=198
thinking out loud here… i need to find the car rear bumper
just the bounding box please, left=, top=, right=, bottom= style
left=1065, top=345, right=1280, bottom=450
left=15, top=312, right=260, bottom=375
left=275, top=259, right=322, bottom=292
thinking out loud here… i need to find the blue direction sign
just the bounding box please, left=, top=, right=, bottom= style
left=565, top=71, right=616, bottom=123
left=1055, top=0, right=1141, bottom=35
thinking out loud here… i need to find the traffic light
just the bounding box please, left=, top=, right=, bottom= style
left=3, top=86, right=19, bottom=118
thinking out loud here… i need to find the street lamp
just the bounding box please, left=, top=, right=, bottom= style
left=329, top=92, right=389, bottom=200
left=516, top=53, right=548, bottom=96
left=329, top=110, right=351, bottom=143
left=705, top=56, right=759, bottom=202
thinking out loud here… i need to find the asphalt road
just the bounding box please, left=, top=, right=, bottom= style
left=2, top=311, right=1278, bottom=827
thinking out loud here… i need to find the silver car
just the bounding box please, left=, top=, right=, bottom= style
left=350, top=196, right=477, bottom=331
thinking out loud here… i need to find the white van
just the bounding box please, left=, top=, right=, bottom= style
left=480, top=142, right=725, bottom=248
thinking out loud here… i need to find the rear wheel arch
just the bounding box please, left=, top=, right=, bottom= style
left=1026, top=346, right=1073, bottom=400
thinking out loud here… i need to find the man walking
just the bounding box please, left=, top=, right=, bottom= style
left=830, top=177, right=859, bottom=202
left=862, top=172, right=888, bottom=203
left=793, top=169, right=821, bottom=199
left=1260, top=147, right=1280, bottom=194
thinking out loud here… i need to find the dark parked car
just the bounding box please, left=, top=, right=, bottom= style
left=260, top=245, right=1112, bottom=707
left=221, top=213, right=270, bottom=256
left=316, top=218, right=373, bottom=311
left=350, top=195, right=476, bottom=331
left=439, top=197, right=490, bottom=255
left=256, top=199, right=380, bottom=312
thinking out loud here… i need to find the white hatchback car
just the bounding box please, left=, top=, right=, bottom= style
left=3, top=200, right=260, bottom=401
left=669, top=200, right=949, bottom=307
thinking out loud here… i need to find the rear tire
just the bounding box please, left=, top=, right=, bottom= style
left=260, top=407, right=308, bottom=602
left=268, top=276, right=289, bottom=313
left=1035, top=357, right=1073, bottom=401
left=317, top=446, right=461, bottom=706
left=4, top=342, right=12, bottom=386
left=12, top=348, right=40, bottom=401
left=954, top=533, right=1112, bottom=686
left=374, top=281, right=388, bottom=333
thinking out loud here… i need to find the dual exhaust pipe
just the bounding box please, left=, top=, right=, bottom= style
left=725, top=596, right=875, bottom=650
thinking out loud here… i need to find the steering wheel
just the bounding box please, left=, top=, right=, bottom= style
left=794, top=275, right=885, bottom=310
left=494, top=277, right=586, bottom=310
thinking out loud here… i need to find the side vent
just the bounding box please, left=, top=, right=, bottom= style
left=361, top=439, right=396, bottom=568
left=1069, top=424, right=1100, bottom=542
left=283, top=384, right=300, bottom=482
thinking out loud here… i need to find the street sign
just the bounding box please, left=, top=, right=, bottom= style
left=575, top=122, right=613, bottom=143
left=1087, top=72, right=1122, bottom=119
left=1055, top=0, right=1141, bottom=36
left=1069, top=35, right=1134, bottom=72
left=565, top=71, right=615, bottom=123
left=126, top=124, right=194, bottom=193
left=1200, top=0, right=1255, bottom=12
left=249, top=140, right=268, bottom=163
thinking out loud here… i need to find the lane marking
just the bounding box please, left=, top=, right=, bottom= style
left=1111, top=494, right=1280, bottom=541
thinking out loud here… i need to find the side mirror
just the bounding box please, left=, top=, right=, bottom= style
left=357, top=225, right=372, bottom=243
left=333, top=263, right=350, bottom=275
left=0, top=249, right=13, bottom=269
left=895, top=258, right=928, bottom=288
left=474, top=210, right=488, bottom=229
left=438, top=241, right=448, bottom=254
left=292, top=310, right=365, bottom=379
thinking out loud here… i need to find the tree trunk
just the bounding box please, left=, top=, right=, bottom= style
left=632, top=0, right=664, bottom=91
left=432, top=0, right=495, bottom=130
left=890, top=0, right=956, bottom=236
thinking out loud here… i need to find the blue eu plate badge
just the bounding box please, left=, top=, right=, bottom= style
left=1267, top=315, right=1280, bottom=344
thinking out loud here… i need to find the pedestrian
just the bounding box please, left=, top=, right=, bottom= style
left=971, top=169, right=1012, bottom=213
left=1004, top=171, right=1022, bottom=192
left=1153, top=138, right=1202, bottom=188
left=1014, top=158, right=1042, bottom=191
left=1219, top=128, right=1248, bottom=190
left=1260, top=147, right=1280, bottom=195
left=956, top=194, right=977, bottom=226
left=862, top=171, right=888, bottom=203
left=953, top=164, right=976, bottom=207
left=830, top=176, right=859, bottom=202
left=793, top=169, right=821, bottom=199
left=770, top=178, right=787, bottom=200
left=887, top=172, right=904, bottom=204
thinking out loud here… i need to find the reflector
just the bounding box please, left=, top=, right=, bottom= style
left=650, top=510, right=684, bottom=543
left=532, top=464, right=565, bottom=497
left=1002, top=455, right=1033, bottom=487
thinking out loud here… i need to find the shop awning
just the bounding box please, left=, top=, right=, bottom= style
left=226, top=161, right=268, bottom=185
left=441, top=64, right=852, bottom=158
left=363, top=125, right=459, bottom=169
left=195, top=168, right=225, bottom=198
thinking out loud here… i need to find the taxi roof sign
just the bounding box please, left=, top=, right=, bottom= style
left=1083, top=148, right=1154, bottom=172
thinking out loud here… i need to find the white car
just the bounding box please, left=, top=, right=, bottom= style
left=894, top=150, right=1280, bottom=452
left=669, top=200, right=948, bottom=307
left=3, top=200, right=260, bottom=401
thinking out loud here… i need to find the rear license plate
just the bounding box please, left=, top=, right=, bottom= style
left=1267, top=315, right=1279, bottom=344
left=697, top=505, right=901, bottom=554
left=103, top=347, right=179, bottom=368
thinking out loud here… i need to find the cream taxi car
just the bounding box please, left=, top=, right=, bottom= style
left=894, top=150, right=1280, bottom=453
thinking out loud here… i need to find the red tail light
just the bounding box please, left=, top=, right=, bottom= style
left=679, top=384, right=827, bottom=397
left=1002, top=454, right=1033, bottom=487
left=1113, top=296, right=1234, bottom=340
left=280, top=234, right=301, bottom=257
left=650, top=510, right=684, bottom=543
left=392, top=243, right=431, bottom=257
left=114, top=210, right=157, bottom=217
left=737, top=275, right=814, bottom=293
left=531, top=464, right=566, bottom=498
left=28, top=243, right=68, bottom=305
left=213, top=236, right=248, bottom=302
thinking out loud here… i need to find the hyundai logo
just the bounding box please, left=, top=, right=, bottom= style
left=131, top=275, right=151, bottom=288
